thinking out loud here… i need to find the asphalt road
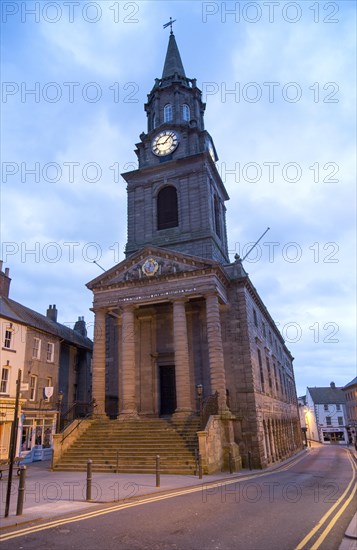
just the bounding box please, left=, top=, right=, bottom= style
left=1, top=445, right=356, bottom=550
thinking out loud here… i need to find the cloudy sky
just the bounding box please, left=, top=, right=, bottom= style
left=1, top=1, right=355, bottom=396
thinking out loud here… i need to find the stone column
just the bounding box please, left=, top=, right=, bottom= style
left=173, top=299, right=193, bottom=415
left=119, top=305, right=138, bottom=418
left=91, top=308, right=107, bottom=416
left=205, top=293, right=227, bottom=410
left=268, top=420, right=276, bottom=462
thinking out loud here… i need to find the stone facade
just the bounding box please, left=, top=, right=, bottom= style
left=87, top=33, right=303, bottom=470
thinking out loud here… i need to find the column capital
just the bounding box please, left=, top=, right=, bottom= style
left=91, top=306, right=107, bottom=316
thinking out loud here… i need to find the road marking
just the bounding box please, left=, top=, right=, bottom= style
left=294, top=450, right=356, bottom=550
left=0, top=451, right=309, bottom=542
left=311, top=483, right=357, bottom=550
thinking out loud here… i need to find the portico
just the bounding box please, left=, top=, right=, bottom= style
left=88, top=247, right=229, bottom=420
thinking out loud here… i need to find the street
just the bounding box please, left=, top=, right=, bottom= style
left=1, top=445, right=356, bottom=550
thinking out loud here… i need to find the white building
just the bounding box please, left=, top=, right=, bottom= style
left=305, top=382, right=348, bottom=444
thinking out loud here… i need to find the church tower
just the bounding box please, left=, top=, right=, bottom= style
left=86, top=29, right=303, bottom=474
left=123, top=32, right=230, bottom=264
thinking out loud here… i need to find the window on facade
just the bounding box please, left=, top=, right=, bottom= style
left=326, top=416, right=332, bottom=426
left=266, top=357, right=272, bottom=389
left=4, top=324, right=13, bottom=348
left=46, top=342, right=54, bottom=362
left=32, top=337, right=41, bottom=359
left=253, top=309, right=258, bottom=327
left=152, top=113, right=157, bottom=129
left=336, top=404, right=341, bottom=411
left=164, top=103, right=173, bottom=123
left=157, top=186, right=178, bottom=230
left=257, top=349, right=264, bottom=391
left=273, top=364, right=279, bottom=391
left=338, top=416, right=343, bottom=426
left=0, top=367, right=9, bottom=393
left=182, top=104, right=190, bottom=121
left=214, top=195, right=221, bottom=238
left=324, top=404, right=329, bottom=411
left=262, top=322, right=266, bottom=338
left=30, top=375, right=37, bottom=401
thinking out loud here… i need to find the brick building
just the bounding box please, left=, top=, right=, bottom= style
left=87, top=32, right=302, bottom=469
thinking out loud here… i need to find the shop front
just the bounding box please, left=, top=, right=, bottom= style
left=20, top=410, right=57, bottom=462
left=321, top=427, right=348, bottom=444
left=0, top=397, right=24, bottom=460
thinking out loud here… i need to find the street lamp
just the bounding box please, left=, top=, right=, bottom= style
left=56, top=391, right=64, bottom=433
left=196, top=384, right=203, bottom=429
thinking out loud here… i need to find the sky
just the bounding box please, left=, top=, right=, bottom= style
left=1, top=0, right=356, bottom=397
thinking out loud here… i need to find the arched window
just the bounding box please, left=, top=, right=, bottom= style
left=214, top=195, right=221, bottom=238
left=152, top=113, right=157, bottom=129
left=164, top=104, right=173, bottom=123
left=157, top=186, right=178, bottom=230
left=182, top=104, right=190, bottom=122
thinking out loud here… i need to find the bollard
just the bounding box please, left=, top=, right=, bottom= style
left=86, top=459, right=92, bottom=501
left=156, top=455, right=160, bottom=487
left=248, top=451, right=252, bottom=470
left=229, top=450, right=233, bottom=474
left=16, top=466, right=27, bottom=516
left=198, top=453, right=203, bottom=480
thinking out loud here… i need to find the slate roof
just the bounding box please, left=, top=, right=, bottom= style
left=162, top=33, right=186, bottom=79
left=0, top=296, right=92, bottom=350
left=307, top=386, right=346, bottom=405
left=344, top=377, right=357, bottom=389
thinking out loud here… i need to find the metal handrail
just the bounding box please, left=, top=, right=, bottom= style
left=60, top=400, right=98, bottom=444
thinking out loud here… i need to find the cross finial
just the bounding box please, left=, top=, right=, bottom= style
left=163, top=17, right=176, bottom=35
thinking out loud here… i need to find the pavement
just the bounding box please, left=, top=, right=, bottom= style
left=0, top=443, right=356, bottom=547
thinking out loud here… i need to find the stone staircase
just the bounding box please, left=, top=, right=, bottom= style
left=53, top=416, right=201, bottom=475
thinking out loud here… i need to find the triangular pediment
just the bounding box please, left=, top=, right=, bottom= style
left=86, top=246, right=222, bottom=290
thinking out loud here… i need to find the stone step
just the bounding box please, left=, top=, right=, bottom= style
left=55, top=417, right=200, bottom=475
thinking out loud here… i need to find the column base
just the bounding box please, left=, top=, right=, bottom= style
left=173, top=409, right=194, bottom=420
left=118, top=411, right=140, bottom=421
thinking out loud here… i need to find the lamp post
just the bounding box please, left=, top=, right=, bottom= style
left=196, top=384, right=203, bottom=430
left=56, top=391, right=63, bottom=433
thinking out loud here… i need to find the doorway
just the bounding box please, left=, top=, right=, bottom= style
left=159, top=365, right=176, bottom=415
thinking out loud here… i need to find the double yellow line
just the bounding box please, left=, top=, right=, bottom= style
left=1, top=449, right=354, bottom=544
left=294, top=449, right=356, bottom=550
left=0, top=453, right=307, bottom=542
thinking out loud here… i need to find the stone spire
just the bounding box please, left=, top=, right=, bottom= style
left=162, top=33, right=186, bottom=79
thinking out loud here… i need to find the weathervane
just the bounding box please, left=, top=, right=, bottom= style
left=163, top=17, right=176, bottom=34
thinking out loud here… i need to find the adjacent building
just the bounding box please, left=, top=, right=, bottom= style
left=342, top=377, right=357, bottom=447
left=305, top=382, right=348, bottom=444
left=87, top=32, right=302, bottom=470
left=0, top=263, right=92, bottom=461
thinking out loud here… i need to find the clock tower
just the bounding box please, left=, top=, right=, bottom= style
left=122, top=32, right=230, bottom=264
left=84, top=29, right=303, bottom=474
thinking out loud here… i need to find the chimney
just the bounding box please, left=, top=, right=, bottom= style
left=0, top=261, right=11, bottom=298
left=46, top=304, right=58, bottom=322
left=330, top=381, right=336, bottom=389
left=74, top=316, right=87, bottom=337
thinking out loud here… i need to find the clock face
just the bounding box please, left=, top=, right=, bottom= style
left=152, top=130, right=179, bottom=156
